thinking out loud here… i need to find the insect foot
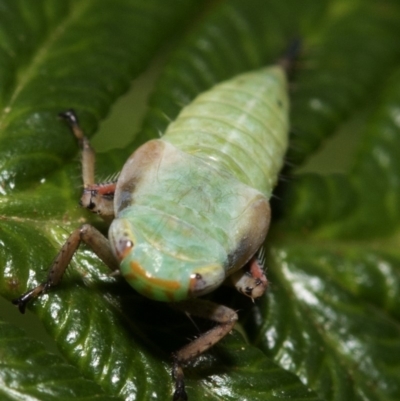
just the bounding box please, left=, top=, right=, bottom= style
left=172, top=358, right=188, bottom=401
left=12, top=283, right=51, bottom=314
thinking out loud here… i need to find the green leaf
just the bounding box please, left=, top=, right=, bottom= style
left=0, top=0, right=201, bottom=188
left=1, top=0, right=400, bottom=400
left=0, top=318, right=119, bottom=401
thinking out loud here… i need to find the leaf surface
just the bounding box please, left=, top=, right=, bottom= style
left=0, top=318, right=119, bottom=401
left=0, top=0, right=201, bottom=189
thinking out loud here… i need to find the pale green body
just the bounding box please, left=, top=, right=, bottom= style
left=109, top=66, right=289, bottom=302
left=165, top=66, right=289, bottom=198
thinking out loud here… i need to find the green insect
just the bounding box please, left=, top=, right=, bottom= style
left=13, top=64, right=289, bottom=400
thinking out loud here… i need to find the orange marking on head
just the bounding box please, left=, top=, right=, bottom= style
left=129, top=261, right=181, bottom=291
left=123, top=272, right=136, bottom=281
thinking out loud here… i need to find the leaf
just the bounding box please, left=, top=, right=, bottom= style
left=1, top=0, right=400, bottom=400
left=0, top=0, right=201, bottom=189
left=0, top=318, right=119, bottom=401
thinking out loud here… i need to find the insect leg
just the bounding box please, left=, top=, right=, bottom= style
left=170, top=299, right=238, bottom=400
left=12, top=224, right=118, bottom=314
left=59, top=109, right=95, bottom=187
left=78, top=181, right=116, bottom=218
left=229, top=247, right=268, bottom=300
left=59, top=110, right=115, bottom=218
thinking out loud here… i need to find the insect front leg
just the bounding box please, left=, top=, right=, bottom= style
left=12, top=224, right=118, bottom=314
left=229, top=247, right=268, bottom=300
left=59, top=110, right=115, bottom=218
left=171, top=299, right=238, bottom=400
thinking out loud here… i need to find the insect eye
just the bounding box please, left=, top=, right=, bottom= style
left=109, top=218, right=137, bottom=261
left=188, top=264, right=224, bottom=297
left=114, top=238, right=134, bottom=261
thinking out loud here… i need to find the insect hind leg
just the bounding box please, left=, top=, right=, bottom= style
left=171, top=299, right=238, bottom=400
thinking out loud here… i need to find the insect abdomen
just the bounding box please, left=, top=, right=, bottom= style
left=163, top=66, right=289, bottom=198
